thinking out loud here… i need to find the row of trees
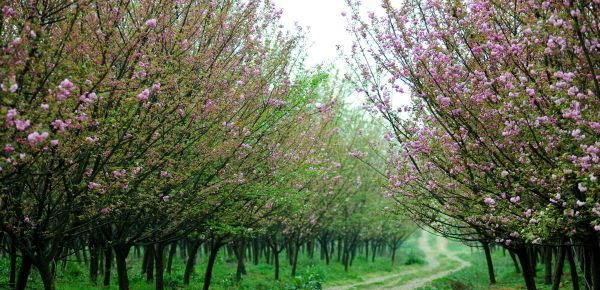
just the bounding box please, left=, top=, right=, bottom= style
left=0, top=1, right=415, bottom=289
left=348, top=0, right=600, bottom=289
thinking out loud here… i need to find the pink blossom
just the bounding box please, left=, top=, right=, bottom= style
left=27, top=131, right=49, bottom=145
left=51, top=119, right=69, bottom=131
left=60, top=79, right=74, bottom=89
left=79, top=92, right=98, bottom=104
left=349, top=150, right=367, bottom=158
left=88, top=182, right=100, bottom=190
left=267, top=98, right=287, bottom=107
left=151, top=83, right=161, bottom=92
left=4, top=144, right=14, bottom=153
left=145, top=18, right=157, bottom=28
left=160, top=194, right=170, bottom=202
left=595, top=225, right=600, bottom=232
left=436, top=95, right=451, bottom=107
left=56, top=79, right=75, bottom=101
left=6, top=109, right=17, bottom=120
left=14, top=119, right=30, bottom=131
left=137, top=89, right=150, bottom=102
left=483, top=197, right=496, bottom=207
left=40, top=103, right=49, bottom=110
left=85, top=136, right=99, bottom=144
left=9, top=83, right=18, bottom=93
left=2, top=6, right=16, bottom=17
left=50, top=140, right=59, bottom=146
left=99, top=207, right=111, bottom=214
left=160, top=171, right=170, bottom=177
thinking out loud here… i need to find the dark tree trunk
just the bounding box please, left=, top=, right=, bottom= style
left=234, top=239, right=247, bottom=282
left=274, top=248, right=280, bottom=280
left=567, top=246, right=580, bottom=290
left=589, top=235, right=600, bottom=290
left=103, top=247, right=113, bottom=287
left=291, top=242, right=300, bottom=277
left=155, top=243, right=165, bottom=290
left=166, top=242, right=177, bottom=274
left=371, top=242, right=377, bottom=262
left=545, top=247, right=553, bottom=285
left=482, top=242, right=496, bottom=284
left=15, top=256, right=32, bottom=290
left=36, top=260, right=56, bottom=290
left=183, top=240, right=201, bottom=285
left=365, top=240, right=369, bottom=261
left=89, top=241, right=99, bottom=284
left=552, top=245, right=566, bottom=290
left=529, top=246, right=537, bottom=277
left=145, top=245, right=155, bottom=281
left=202, top=241, right=222, bottom=290
left=510, top=250, right=521, bottom=273
left=337, top=238, right=342, bottom=262
left=114, top=245, right=131, bottom=290
left=516, top=248, right=538, bottom=290
left=9, top=241, right=17, bottom=289
left=290, top=242, right=300, bottom=277
left=253, top=239, right=260, bottom=265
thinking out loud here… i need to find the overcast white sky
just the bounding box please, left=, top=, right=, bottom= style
left=271, top=0, right=383, bottom=67
left=271, top=0, right=409, bottom=108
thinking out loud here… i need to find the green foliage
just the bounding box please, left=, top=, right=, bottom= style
left=404, top=250, right=426, bottom=266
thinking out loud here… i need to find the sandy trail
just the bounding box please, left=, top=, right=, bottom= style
left=326, top=232, right=470, bottom=290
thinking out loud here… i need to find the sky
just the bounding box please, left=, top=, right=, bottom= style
left=270, top=0, right=409, bottom=108
left=271, top=0, right=383, bottom=67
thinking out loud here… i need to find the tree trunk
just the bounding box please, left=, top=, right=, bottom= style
left=9, top=241, right=17, bottom=289
left=15, top=256, right=32, bottom=290
left=545, top=247, right=553, bottom=285
left=371, top=242, right=377, bottom=262
left=36, top=260, right=56, bottom=290
left=365, top=240, right=369, bottom=261
left=183, top=240, right=201, bottom=285
left=510, top=250, right=521, bottom=273
left=103, top=247, right=113, bottom=287
left=589, top=235, right=600, bottom=290
left=235, top=239, right=247, bottom=282
left=155, top=243, right=165, bottom=290
left=166, top=242, right=177, bottom=274
left=391, top=245, right=397, bottom=266
left=253, top=240, right=260, bottom=265
left=89, top=242, right=99, bottom=284
left=567, top=246, right=580, bottom=290
left=145, top=245, right=155, bottom=281
left=516, top=248, right=538, bottom=290
left=114, top=245, right=131, bottom=290
left=202, top=241, right=222, bottom=290
left=274, top=248, right=280, bottom=280
left=291, top=242, right=300, bottom=277
left=552, top=245, right=566, bottom=290
left=482, top=242, right=496, bottom=284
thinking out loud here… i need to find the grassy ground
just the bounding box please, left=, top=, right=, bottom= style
left=1, top=234, right=426, bottom=290
left=419, top=245, right=578, bottom=290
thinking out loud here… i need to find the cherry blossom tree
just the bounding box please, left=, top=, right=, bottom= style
left=348, top=0, right=600, bottom=289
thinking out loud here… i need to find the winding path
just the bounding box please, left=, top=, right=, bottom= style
left=326, top=232, right=471, bottom=290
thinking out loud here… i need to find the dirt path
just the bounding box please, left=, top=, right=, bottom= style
left=326, top=232, right=470, bottom=290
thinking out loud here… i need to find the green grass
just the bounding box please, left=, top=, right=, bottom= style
left=418, top=247, right=579, bottom=290
left=3, top=234, right=427, bottom=290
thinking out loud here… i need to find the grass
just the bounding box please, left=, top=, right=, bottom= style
left=418, top=245, right=579, bottom=290
left=10, top=233, right=580, bottom=290
left=1, top=233, right=427, bottom=290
